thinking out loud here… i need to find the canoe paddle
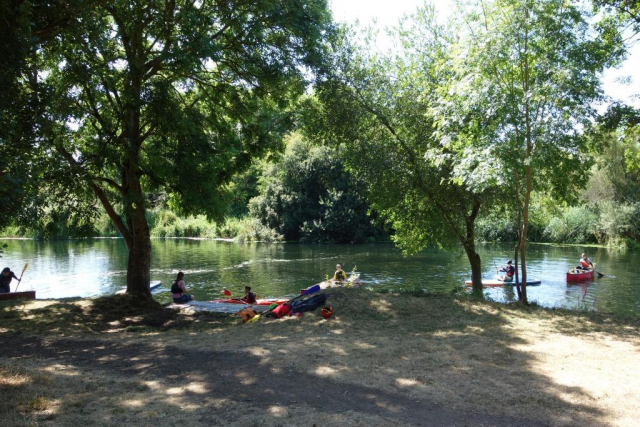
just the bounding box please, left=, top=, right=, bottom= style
left=14, top=262, right=29, bottom=292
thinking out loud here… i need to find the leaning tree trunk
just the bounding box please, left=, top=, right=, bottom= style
left=465, top=245, right=483, bottom=295
left=462, top=205, right=483, bottom=295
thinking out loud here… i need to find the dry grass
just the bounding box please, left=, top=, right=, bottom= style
left=1, top=289, right=639, bottom=426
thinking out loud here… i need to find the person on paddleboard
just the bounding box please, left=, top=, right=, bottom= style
left=498, top=260, right=515, bottom=282
left=241, top=286, right=257, bottom=304
left=331, top=264, right=347, bottom=282
left=578, top=253, right=593, bottom=270
left=171, top=272, right=193, bottom=303
left=1, top=267, right=20, bottom=294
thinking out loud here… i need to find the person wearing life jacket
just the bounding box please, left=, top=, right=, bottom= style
left=1, top=267, right=20, bottom=293
left=241, top=286, right=257, bottom=304
left=578, top=253, right=593, bottom=270
left=171, top=272, right=193, bottom=303
left=498, top=260, right=515, bottom=282
left=331, top=264, right=347, bottom=282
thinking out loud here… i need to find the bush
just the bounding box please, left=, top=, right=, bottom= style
left=544, top=206, right=599, bottom=244
left=249, top=134, right=385, bottom=242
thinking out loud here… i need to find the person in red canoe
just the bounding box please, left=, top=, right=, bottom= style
left=578, top=253, right=593, bottom=270
left=498, top=260, right=515, bottom=282
left=331, top=264, right=347, bottom=282
left=241, top=286, right=257, bottom=304
left=171, top=272, right=193, bottom=304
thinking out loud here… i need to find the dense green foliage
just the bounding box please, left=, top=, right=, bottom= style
left=249, top=134, right=383, bottom=242
left=2, top=0, right=334, bottom=295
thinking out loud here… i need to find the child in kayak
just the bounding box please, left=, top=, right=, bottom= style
left=331, top=264, right=347, bottom=282
left=498, top=260, right=515, bottom=282
left=241, top=286, right=257, bottom=304
left=171, top=272, right=193, bottom=303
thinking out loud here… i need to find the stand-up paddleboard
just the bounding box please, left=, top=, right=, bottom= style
left=465, top=278, right=542, bottom=287
left=116, top=280, right=162, bottom=295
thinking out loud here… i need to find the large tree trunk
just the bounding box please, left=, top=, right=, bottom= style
left=463, top=203, right=483, bottom=295
left=465, top=246, right=483, bottom=295
left=126, top=204, right=152, bottom=297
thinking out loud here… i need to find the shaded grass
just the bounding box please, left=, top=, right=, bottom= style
left=2, top=290, right=639, bottom=426
left=0, top=294, right=233, bottom=335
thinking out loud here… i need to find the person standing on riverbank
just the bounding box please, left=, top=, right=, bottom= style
left=1, top=267, right=20, bottom=293
left=171, top=272, right=193, bottom=303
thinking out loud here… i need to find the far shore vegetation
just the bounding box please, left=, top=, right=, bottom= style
left=2, top=132, right=639, bottom=249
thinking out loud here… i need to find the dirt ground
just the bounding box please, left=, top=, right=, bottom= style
left=1, top=289, right=639, bottom=426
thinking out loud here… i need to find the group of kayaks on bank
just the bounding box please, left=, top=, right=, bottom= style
left=168, top=263, right=360, bottom=320
left=465, top=253, right=603, bottom=288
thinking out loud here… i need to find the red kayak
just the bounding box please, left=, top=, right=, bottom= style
left=566, top=268, right=594, bottom=282
left=209, top=298, right=289, bottom=306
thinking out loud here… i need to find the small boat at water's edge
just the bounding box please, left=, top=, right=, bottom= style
left=0, top=291, right=36, bottom=301
left=566, top=268, right=594, bottom=282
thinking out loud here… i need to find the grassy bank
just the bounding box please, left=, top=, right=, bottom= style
left=1, top=290, right=639, bottom=426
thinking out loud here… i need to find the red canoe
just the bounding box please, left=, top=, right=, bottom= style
left=566, top=268, right=594, bottom=282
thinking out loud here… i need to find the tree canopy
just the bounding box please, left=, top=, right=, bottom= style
left=4, top=0, right=335, bottom=296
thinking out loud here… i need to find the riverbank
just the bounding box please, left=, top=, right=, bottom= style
left=2, top=290, right=639, bottom=426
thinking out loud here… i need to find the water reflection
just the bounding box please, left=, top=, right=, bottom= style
left=1, top=239, right=638, bottom=316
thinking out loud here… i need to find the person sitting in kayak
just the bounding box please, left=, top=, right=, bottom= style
left=171, top=272, right=193, bottom=303
left=498, top=260, right=515, bottom=282
left=577, top=253, right=593, bottom=270
left=331, top=264, right=347, bottom=282
left=241, top=286, right=257, bottom=304
left=1, top=267, right=20, bottom=294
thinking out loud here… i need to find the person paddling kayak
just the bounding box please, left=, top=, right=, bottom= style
left=331, top=264, right=347, bottom=282
left=497, top=260, right=515, bottom=282
left=241, top=286, right=257, bottom=304
left=171, top=272, right=193, bottom=303
left=577, top=253, right=593, bottom=270
left=1, top=267, right=20, bottom=293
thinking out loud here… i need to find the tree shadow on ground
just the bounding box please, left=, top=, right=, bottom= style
left=2, top=288, right=634, bottom=426
left=0, top=295, right=231, bottom=335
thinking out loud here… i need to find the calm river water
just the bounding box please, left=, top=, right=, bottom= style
left=1, top=239, right=638, bottom=316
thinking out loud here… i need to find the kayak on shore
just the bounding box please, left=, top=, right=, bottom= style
left=465, top=277, right=542, bottom=288
left=566, top=268, right=595, bottom=282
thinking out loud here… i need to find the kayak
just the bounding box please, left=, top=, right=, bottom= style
left=465, top=278, right=542, bottom=288
left=208, top=297, right=289, bottom=306
left=116, top=280, right=162, bottom=295
left=301, top=274, right=361, bottom=295
left=566, top=268, right=594, bottom=282
left=0, top=291, right=36, bottom=301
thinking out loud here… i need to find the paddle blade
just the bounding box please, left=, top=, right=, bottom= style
left=223, top=288, right=232, bottom=296
left=21, top=263, right=29, bottom=275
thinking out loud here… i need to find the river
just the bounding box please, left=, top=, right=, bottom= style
left=1, top=239, right=638, bottom=316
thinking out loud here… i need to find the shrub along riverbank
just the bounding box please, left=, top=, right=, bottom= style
left=1, top=288, right=639, bottom=426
